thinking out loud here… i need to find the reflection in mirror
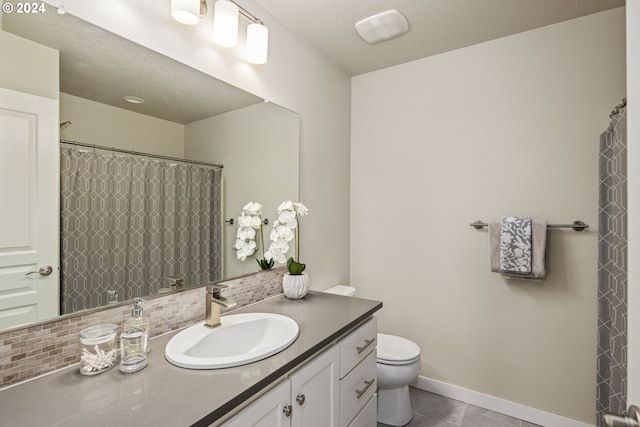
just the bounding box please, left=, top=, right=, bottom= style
left=1, top=8, right=298, bottom=329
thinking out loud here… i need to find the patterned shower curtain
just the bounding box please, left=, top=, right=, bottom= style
left=596, top=105, right=627, bottom=425
left=60, top=147, right=222, bottom=314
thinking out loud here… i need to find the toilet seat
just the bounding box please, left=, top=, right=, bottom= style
left=377, top=333, right=421, bottom=366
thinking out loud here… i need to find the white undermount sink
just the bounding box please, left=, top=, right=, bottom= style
left=164, top=313, right=299, bottom=369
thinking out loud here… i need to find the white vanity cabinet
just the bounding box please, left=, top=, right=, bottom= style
left=220, top=379, right=291, bottom=427
left=220, top=317, right=377, bottom=427
left=337, top=317, right=378, bottom=427
left=290, top=344, right=340, bottom=426
left=221, top=345, right=340, bottom=427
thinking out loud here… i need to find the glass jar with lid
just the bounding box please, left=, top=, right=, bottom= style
left=79, top=324, right=118, bottom=375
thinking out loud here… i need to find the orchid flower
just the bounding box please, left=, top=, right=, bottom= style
left=265, top=201, right=308, bottom=274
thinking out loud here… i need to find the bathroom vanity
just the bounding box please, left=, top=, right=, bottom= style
left=222, top=317, right=378, bottom=426
left=0, top=291, right=382, bottom=426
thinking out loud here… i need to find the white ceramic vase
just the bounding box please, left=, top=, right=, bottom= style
left=282, top=272, right=309, bottom=299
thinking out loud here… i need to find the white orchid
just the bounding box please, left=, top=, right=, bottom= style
left=235, top=239, right=257, bottom=261
left=235, top=202, right=273, bottom=270
left=293, top=203, right=308, bottom=216
left=270, top=225, right=294, bottom=242
left=277, top=201, right=293, bottom=211
left=265, top=201, right=308, bottom=274
left=264, top=239, right=289, bottom=264
left=237, top=226, right=256, bottom=240
left=238, top=212, right=262, bottom=228
left=243, top=202, right=262, bottom=216
left=277, top=210, right=298, bottom=228
left=235, top=203, right=262, bottom=261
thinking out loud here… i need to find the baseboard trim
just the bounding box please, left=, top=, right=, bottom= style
left=412, top=376, right=594, bottom=427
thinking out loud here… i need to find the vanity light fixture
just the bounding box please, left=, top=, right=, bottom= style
left=172, top=0, right=269, bottom=64
left=230, top=1, right=269, bottom=64
left=213, top=0, right=269, bottom=63
left=171, top=0, right=207, bottom=26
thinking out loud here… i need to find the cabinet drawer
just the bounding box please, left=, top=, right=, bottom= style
left=339, top=317, right=377, bottom=378
left=339, top=349, right=377, bottom=427
left=348, top=393, right=376, bottom=427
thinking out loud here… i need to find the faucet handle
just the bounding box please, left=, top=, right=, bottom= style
left=206, top=283, right=228, bottom=297
left=164, top=276, right=184, bottom=289
left=206, top=283, right=228, bottom=292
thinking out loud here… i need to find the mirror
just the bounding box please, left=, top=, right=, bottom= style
left=1, top=8, right=299, bottom=328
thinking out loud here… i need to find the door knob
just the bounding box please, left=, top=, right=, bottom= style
left=282, top=405, right=292, bottom=417
left=603, top=405, right=640, bottom=427
left=296, top=394, right=305, bottom=405
left=25, top=266, right=53, bottom=276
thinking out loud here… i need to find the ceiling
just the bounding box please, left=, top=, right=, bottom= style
left=3, top=8, right=262, bottom=124
left=2, top=1, right=625, bottom=122
left=255, top=0, right=625, bottom=76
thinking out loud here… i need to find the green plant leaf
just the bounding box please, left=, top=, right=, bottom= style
left=257, top=258, right=274, bottom=271
left=287, top=258, right=306, bottom=275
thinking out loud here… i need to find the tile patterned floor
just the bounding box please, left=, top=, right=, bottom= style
left=378, top=387, right=543, bottom=427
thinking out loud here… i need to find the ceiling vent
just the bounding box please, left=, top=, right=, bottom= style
left=355, top=10, right=409, bottom=44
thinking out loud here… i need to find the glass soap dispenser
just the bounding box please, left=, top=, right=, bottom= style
left=123, top=297, right=150, bottom=354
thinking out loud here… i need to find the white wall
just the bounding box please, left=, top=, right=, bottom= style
left=0, top=30, right=58, bottom=100
left=351, top=8, right=625, bottom=424
left=43, top=0, right=352, bottom=290
left=185, top=102, right=299, bottom=278
left=60, top=93, right=184, bottom=156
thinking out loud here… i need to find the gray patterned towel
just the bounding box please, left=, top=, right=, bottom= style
left=490, top=220, right=547, bottom=280
left=499, top=216, right=532, bottom=275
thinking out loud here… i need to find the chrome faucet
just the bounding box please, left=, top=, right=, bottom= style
left=204, top=284, right=237, bottom=328
left=164, top=276, right=184, bottom=290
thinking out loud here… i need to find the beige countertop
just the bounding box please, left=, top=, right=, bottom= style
left=0, top=291, right=382, bottom=426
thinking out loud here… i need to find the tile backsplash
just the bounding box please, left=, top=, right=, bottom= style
left=0, top=268, right=285, bottom=388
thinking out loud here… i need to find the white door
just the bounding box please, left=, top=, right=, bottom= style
left=0, top=88, right=59, bottom=329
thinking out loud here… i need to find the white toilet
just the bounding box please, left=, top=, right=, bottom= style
left=323, top=286, right=421, bottom=427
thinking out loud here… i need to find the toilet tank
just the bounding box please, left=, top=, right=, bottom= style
left=323, top=285, right=356, bottom=297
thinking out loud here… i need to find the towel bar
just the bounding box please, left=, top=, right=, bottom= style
left=225, top=218, right=269, bottom=226
left=469, top=220, right=588, bottom=231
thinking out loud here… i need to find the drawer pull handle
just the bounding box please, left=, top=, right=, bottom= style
left=296, top=394, right=306, bottom=405
left=356, top=378, right=376, bottom=399
left=356, top=338, right=376, bottom=354
left=283, top=405, right=292, bottom=417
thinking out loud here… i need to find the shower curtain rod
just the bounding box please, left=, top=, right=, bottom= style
left=60, top=139, right=223, bottom=169
left=609, top=97, right=627, bottom=118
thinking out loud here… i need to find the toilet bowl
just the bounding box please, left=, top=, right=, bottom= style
left=376, top=333, right=421, bottom=426
left=323, top=286, right=422, bottom=427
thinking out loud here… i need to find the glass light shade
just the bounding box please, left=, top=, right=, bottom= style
left=213, top=0, right=239, bottom=47
left=171, top=0, right=200, bottom=25
left=246, top=23, right=269, bottom=64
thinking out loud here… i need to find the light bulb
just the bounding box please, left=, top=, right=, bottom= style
left=171, top=0, right=200, bottom=25
left=213, top=0, right=239, bottom=47
left=246, top=23, right=268, bottom=64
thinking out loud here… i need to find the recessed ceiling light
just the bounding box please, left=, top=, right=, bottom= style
left=123, top=96, right=145, bottom=104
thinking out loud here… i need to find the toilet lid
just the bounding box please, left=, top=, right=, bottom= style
left=377, top=333, right=421, bottom=365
